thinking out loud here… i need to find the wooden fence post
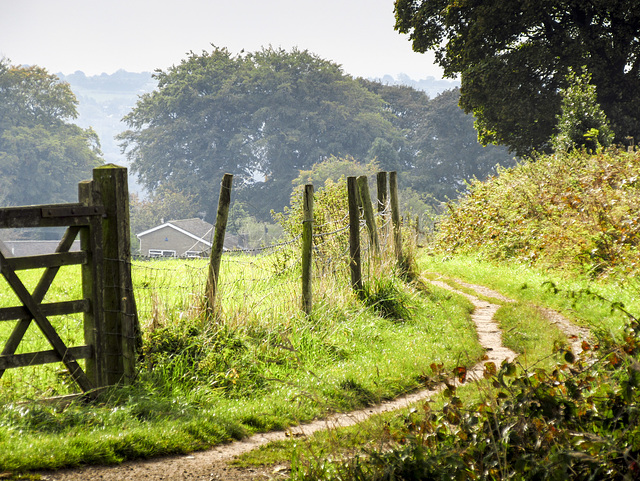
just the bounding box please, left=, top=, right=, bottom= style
left=301, top=184, right=314, bottom=315
left=92, top=164, right=139, bottom=385
left=357, top=176, right=379, bottom=254
left=206, top=173, right=233, bottom=318
left=376, top=171, right=388, bottom=213
left=78, top=180, right=106, bottom=388
left=389, top=171, right=403, bottom=267
left=347, top=177, right=362, bottom=292
left=376, top=171, right=389, bottom=245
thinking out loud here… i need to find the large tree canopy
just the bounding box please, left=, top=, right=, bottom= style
left=394, top=0, right=640, bottom=156
left=362, top=81, right=514, bottom=199
left=120, top=46, right=517, bottom=220
left=0, top=59, right=103, bottom=206
left=119, top=47, right=400, bottom=218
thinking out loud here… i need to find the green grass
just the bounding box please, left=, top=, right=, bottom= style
left=0, top=249, right=482, bottom=472
left=493, top=302, right=567, bottom=369
left=418, top=252, right=637, bottom=337
left=239, top=251, right=640, bottom=479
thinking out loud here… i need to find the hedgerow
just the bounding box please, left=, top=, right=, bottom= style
left=434, top=148, right=640, bottom=279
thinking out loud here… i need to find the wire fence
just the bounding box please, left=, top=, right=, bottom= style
left=130, top=206, right=394, bottom=332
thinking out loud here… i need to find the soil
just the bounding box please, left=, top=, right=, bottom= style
left=36, top=278, right=588, bottom=481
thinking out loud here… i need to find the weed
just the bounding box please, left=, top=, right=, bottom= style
left=359, top=276, right=414, bottom=321
left=434, top=148, right=640, bottom=279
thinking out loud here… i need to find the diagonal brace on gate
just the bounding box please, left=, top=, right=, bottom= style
left=0, top=247, right=94, bottom=393
left=0, top=226, right=81, bottom=379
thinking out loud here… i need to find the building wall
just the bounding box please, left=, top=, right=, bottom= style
left=139, top=227, right=209, bottom=257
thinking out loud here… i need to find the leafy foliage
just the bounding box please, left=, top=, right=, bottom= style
left=129, top=186, right=200, bottom=250
left=119, top=47, right=517, bottom=221
left=295, top=322, right=640, bottom=480
left=553, top=68, right=615, bottom=153
left=434, top=148, right=640, bottom=278
left=410, top=88, right=516, bottom=200
left=395, top=0, right=640, bottom=156
left=119, top=47, right=399, bottom=219
left=0, top=58, right=103, bottom=206
left=361, top=82, right=516, bottom=201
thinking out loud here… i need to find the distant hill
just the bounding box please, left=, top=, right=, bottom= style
left=60, top=70, right=459, bottom=195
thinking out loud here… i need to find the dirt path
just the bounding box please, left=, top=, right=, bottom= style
left=38, top=278, right=586, bottom=481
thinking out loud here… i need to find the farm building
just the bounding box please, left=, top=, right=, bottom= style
left=136, top=218, right=246, bottom=258
left=136, top=218, right=213, bottom=258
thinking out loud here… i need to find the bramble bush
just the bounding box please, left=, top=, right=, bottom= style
left=434, top=147, right=640, bottom=279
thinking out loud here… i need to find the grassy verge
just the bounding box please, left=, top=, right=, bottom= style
left=0, top=251, right=482, bottom=473
left=418, top=252, right=638, bottom=337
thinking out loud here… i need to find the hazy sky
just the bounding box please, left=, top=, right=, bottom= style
left=0, top=0, right=445, bottom=80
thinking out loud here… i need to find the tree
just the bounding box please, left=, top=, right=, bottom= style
left=394, top=0, right=640, bottom=156
left=292, top=155, right=379, bottom=187
left=129, top=186, right=200, bottom=237
left=552, top=68, right=614, bottom=153
left=410, top=88, right=515, bottom=200
left=0, top=58, right=103, bottom=206
left=119, top=47, right=401, bottom=220
left=359, top=79, right=432, bottom=169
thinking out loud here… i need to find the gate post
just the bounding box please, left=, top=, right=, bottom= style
left=79, top=180, right=106, bottom=388
left=92, top=164, right=140, bottom=385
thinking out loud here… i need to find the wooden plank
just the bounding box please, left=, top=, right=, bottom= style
left=0, top=204, right=101, bottom=228
left=79, top=180, right=107, bottom=388
left=0, top=345, right=93, bottom=370
left=0, top=249, right=94, bottom=392
left=41, top=206, right=104, bottom=218
left=0, top=226, right=81, bottom=378
left=0, top=299, right=90, bottom=322
left=6, top=251, right=87, bottom=271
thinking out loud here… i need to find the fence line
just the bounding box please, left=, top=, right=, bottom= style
left=129, top=171, right=402, bottom=328
left=1, top=170, right=405, bottom=400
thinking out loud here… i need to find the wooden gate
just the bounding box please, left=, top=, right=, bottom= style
left=0, top=164, right=139, bottom=396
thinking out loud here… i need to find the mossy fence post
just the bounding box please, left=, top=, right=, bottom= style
left=206, top=173, right=233, bottom=318
left=357, top=175, right=380, bottom=255
left=376, top=171, right=388, bottom=213
left=389, top=171, right=403, bottom=267
left=376, top=171, right=389, bottom=244
left=347, top=176, right=362, bottom=292
left=91, top=164, right=140, bottom=386
left=301, top=184, right=314, bottom=315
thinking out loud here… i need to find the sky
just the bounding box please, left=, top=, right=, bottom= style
left=0, top=0, right=445, bottom=81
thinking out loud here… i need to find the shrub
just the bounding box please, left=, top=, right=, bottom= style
left=434, top=147, right=640, bottom=278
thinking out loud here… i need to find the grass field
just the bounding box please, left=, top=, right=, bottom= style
left=0, top=245, right=484, bottom=472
